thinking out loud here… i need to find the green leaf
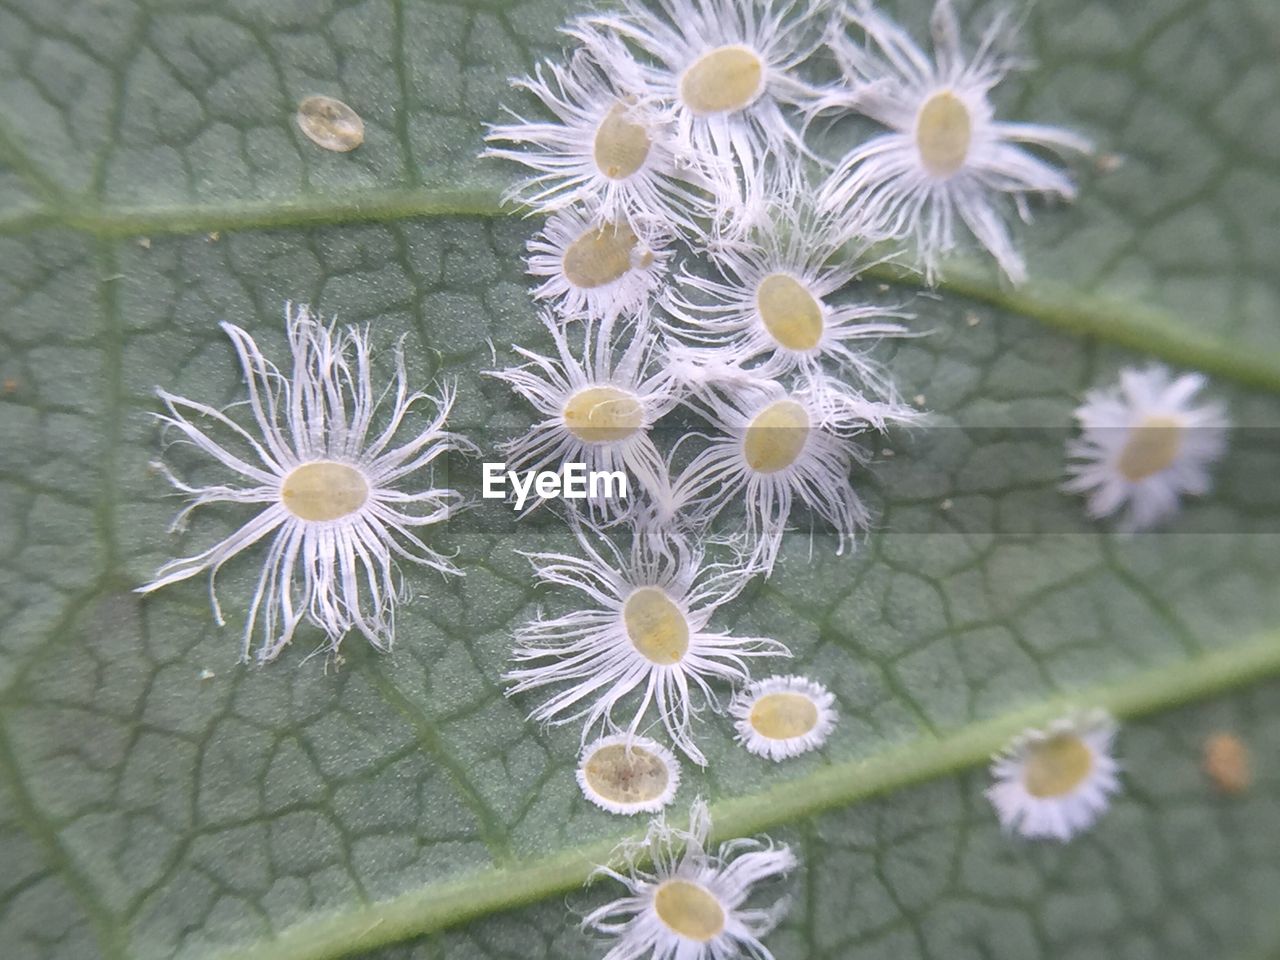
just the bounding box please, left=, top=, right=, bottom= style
left=1, top=0, right=1279, bottom=959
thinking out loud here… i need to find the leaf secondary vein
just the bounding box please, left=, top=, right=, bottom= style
left=0, top=714, right=129, bottom=960
left=209, top=628, right=1280, bottom=960
left=366, top=670, right=517, bottom=864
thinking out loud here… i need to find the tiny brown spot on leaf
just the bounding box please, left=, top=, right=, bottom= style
left=1203, top=733, right=1250, bottom=794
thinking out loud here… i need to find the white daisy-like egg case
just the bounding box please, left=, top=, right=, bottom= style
left=577, top=732, right=681, bottom=814
left=986, top=709, right=1121, bottom=842
left=584, top=798, right=796, bottom=959
left=732, top=675, right=838, bottom=761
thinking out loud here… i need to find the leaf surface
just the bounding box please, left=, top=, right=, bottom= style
left=1, top=0, right=1279, bottom=959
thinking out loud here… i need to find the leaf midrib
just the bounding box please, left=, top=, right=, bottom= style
left=4, top=184, right=1278, bottom=394
left=209, top=628, right=1280, bottom=960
